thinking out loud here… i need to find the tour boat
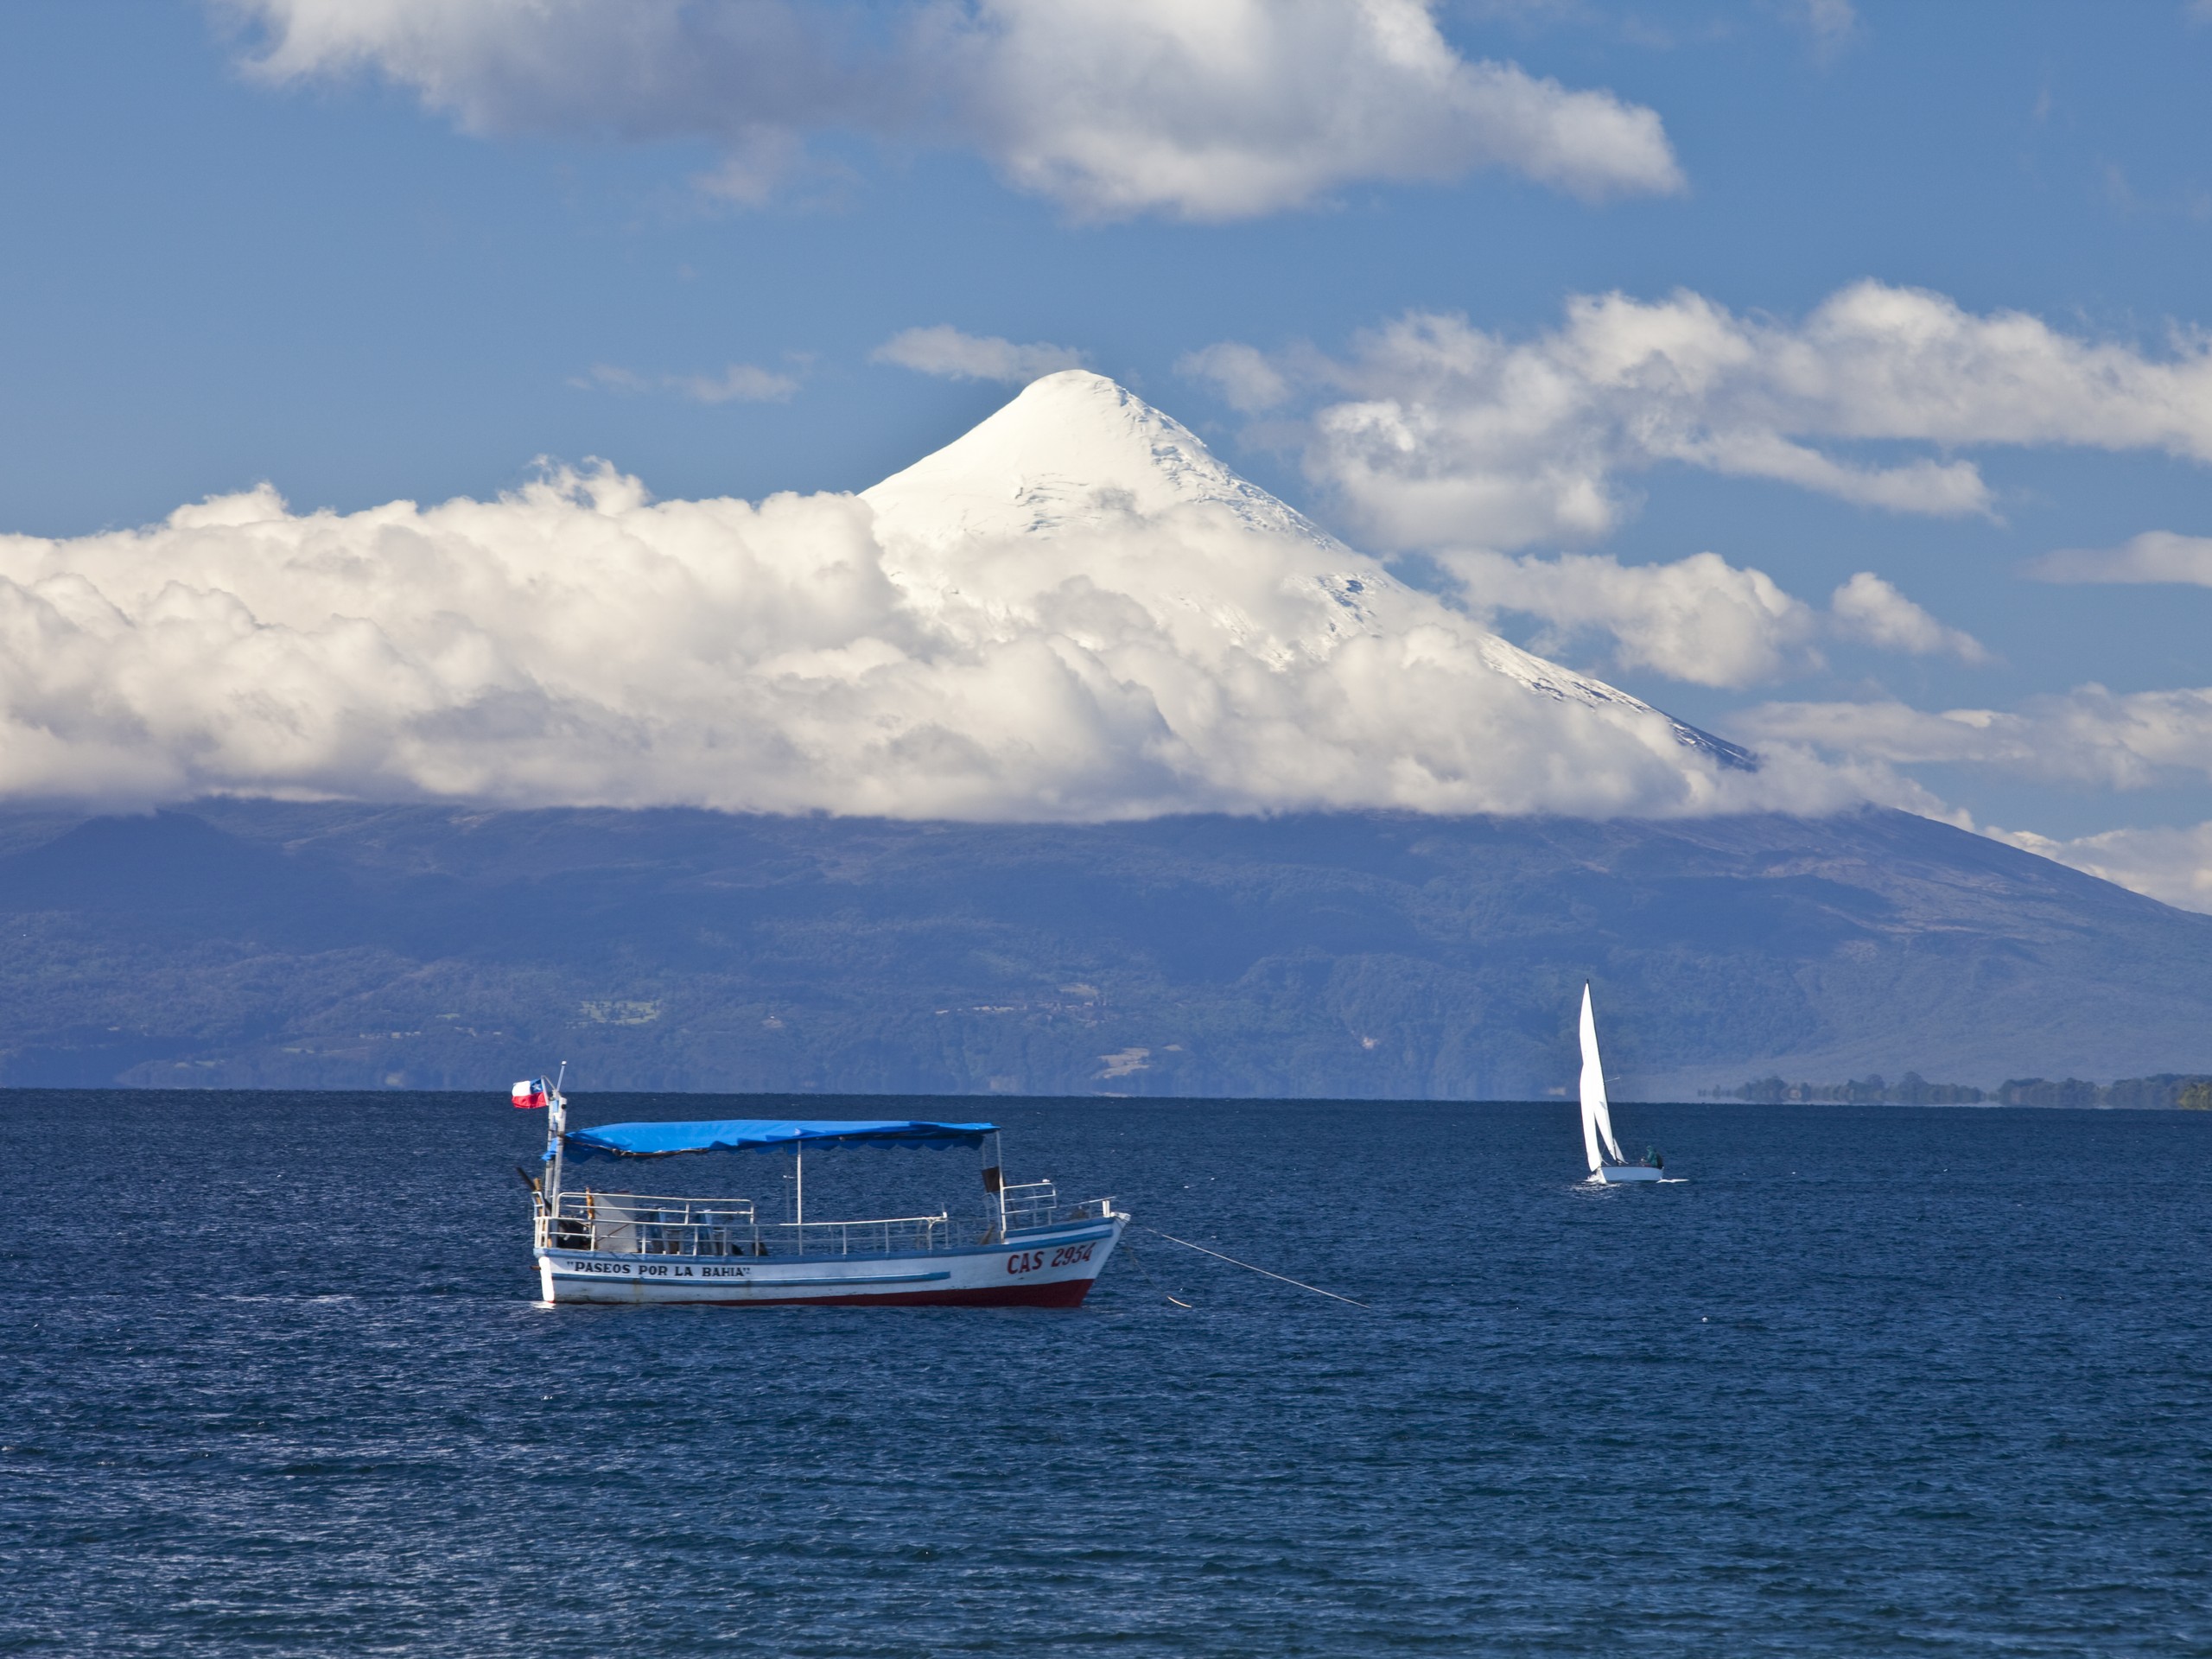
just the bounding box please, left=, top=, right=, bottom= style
left=1579, top=983, right=1668, bottom=1184
left=523, top=1084, right=1126, bottom=1306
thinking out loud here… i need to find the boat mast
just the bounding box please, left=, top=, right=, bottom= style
left=546, top=1059, right=569, bottom=1205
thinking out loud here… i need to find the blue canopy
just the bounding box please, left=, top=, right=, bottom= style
left=556, top=1117, right=997, bottom=1163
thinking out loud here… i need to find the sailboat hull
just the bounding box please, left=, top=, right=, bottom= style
left=1592, top=1164, right=1665, bottom=1184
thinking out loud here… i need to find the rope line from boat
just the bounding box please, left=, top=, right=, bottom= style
left=1118, top=1239, right=1194, bottom=1308
left=1135, top=1225, right=1370, bottom=1309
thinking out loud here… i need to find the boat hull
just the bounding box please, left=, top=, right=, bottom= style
left=536, top=1216, right=1125, bottom=1306
left=1592, top=1164, right=1665, bottom=1184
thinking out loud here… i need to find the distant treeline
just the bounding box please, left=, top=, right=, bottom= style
left=1729, top=1072, right=2212, bottom=1109
left=1730, top=1072, right=1988, bottom=1104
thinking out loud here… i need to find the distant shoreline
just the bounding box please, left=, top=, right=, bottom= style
left=3, top=1084, right=2209, bottom=1112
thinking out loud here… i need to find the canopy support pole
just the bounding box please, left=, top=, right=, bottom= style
left=984, top=1131, right=1006, bottom=1241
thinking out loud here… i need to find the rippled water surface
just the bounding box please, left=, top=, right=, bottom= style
left=5, top=1092, right=2212, bottom=1656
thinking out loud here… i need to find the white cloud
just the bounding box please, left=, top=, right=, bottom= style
left=0, top=431, right=1888, bottom=823
left=872, top=327, right=1088, bottom=385
left=965, top=0, right=1685, bottom=218
left=1448, top=550, right=1818, bottom=688
left=2028, top=529, right=2212, bottom=585
left=225, top=0, right=1683, bottom=219
left=1179, top=343, right=1293, bottom=413
left=578, top=362, right=798, bottom=404
left=1443, top=553, right=1984, bottom=689
left=1827, top=571, right=1987, bottom=663
left=1988, top=821, right=2212, bottom=915
left=1193, top=282, right=2212, bottom=550
left=1734, top=684, right=2212, bottom=791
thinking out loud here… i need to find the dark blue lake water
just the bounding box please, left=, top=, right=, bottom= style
left=5, top=1092, right=2211, bottom=1656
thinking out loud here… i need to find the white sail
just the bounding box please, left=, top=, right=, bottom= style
left=1579, top=983, right=1626, bottom=1173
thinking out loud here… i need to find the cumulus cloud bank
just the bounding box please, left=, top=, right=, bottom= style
left=226, top=0, right=1683, bottom=219
left=0, top=372, right=1887, bottom=821
left=1185, top=281, right=2212, bottom=550
left=1448, top=552, right=1983, bottom=689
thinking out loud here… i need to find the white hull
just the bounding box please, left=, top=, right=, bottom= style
left=537, top=1215, right=1124, bottom=1306
left=1591, top=1163, right=1665, bottom=1184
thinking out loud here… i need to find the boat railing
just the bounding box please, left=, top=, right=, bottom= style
left=537, top=1190, right=973, bottom=1257
left=769, top=1214, right=967, bottom=1257
left=537, top=1191, right=762, bottom=1256
left=999, top=1179, right=1058, bottom=1231
left=534, top=1187, right=1120, bottom=1255
left=1001, top=1186, right=1117, bottom=1234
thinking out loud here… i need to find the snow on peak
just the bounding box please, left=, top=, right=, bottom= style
left=861, top=372, right=1750, bottom=776
left=862, top=370, right=1335, bottom=550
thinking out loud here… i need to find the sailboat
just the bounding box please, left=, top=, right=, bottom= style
left=1579, top=983, right=1666, bottom=1184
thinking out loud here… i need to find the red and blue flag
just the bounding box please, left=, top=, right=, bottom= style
left=512, top=1077, right=550, bottom=1109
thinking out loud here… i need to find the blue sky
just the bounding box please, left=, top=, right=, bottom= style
left=4, top=2, right=2212, bottom=903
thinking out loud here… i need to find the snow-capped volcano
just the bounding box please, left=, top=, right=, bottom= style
left=863, top=370, right=1749, bottom=772
left=0, top=367, right=1773, bottom=822
left=864, top=369, right=1337, bottom=549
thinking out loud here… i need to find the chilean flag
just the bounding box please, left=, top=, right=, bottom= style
left=512, top=1077, right=551, bottom=1110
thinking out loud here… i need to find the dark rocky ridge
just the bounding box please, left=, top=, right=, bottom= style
left=0, top=800, right=2206, bottom=1097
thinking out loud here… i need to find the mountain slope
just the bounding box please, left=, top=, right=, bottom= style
left=0, top=800, right=2205, bottom=1097
left=861, top=370, right=1752, bottom=772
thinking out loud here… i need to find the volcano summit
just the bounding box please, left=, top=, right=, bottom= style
left=858, top=370, right=1756, bottom=810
